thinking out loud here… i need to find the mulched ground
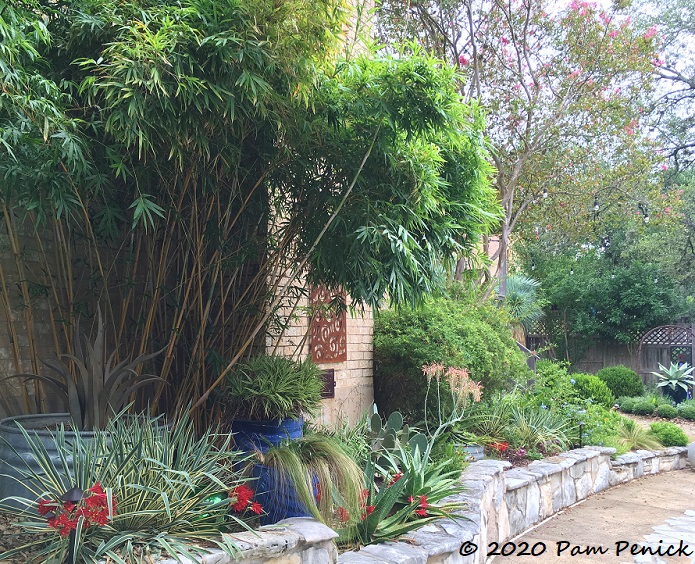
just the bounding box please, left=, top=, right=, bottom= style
left=625, top=413, right=695, bottom=440
left=0, top=511, right=40, bottom=563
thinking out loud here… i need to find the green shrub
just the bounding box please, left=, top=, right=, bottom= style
left=655, top=404, right=678, bottom=419
left=374, top=287, right=531, bottom=421
left=572, top=405, right=624, bottom=449
left=632, top=400, right=655, bottom=415
left=570, top=373, right=615, bottom=409
left=596, top=365, right=644, bottom=398
left=618, top=419, right=662, bottom=450
left=649, top=422, right=689, bottom=447
left=677, top=403, right=695, bottom=420
left=531, top=361, right=580, bottom=408
left=617, top=396, right=637, bottom=413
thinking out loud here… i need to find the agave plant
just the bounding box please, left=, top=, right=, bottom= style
left=2, top=311, right=164, bottom=430
left=652, top=362, right=695, bottom=395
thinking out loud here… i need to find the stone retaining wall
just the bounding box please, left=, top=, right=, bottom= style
left=164, top=447, right=689, bottom=564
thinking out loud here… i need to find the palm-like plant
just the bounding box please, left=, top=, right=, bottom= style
left=617, top=419, right=663, bottom=451
left=500, top=274, right=548, bottom=338
left=651, top=362, right=695, bottom=395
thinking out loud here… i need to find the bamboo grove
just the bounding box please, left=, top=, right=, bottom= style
left=0, top=0, right=500, bottom=424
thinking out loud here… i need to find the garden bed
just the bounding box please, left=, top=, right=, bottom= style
left=1, top=445, right=677, bottom=564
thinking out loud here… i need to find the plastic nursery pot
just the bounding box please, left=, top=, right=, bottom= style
left=231, top=417, right=303, bottom=453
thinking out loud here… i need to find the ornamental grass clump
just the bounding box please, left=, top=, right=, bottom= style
left=0, top=410, right=255, bottom=563
left=225, top=355, right=323, bottom=421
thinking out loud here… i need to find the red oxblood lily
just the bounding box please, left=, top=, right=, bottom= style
left=337, top=506, right=350, bottom=523
left=418, top=495, right=428, bottom=509
left=489, top=441, right=508, bottom=453
left=40, top=484, right=115, bottom=537
left=415, top=508, right=428, bottom=517
left=229, top=484, right=262, bottom=515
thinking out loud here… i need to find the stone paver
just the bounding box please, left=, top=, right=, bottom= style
left=490, top=469, right=695, bottom=564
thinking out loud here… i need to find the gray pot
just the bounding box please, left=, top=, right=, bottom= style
left=0, top=413, right=93, bottom=509
left=455, top=443, right=485, bottom=462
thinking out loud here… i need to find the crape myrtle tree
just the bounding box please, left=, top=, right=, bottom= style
left=0, top=0, right=500, bottom=419
left=632, top=0, right=695, bottom=172
left=377, top=0, right=663, bottom=292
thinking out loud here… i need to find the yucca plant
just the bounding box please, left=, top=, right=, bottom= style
left=0, top=409, right=253, bottom=563
left=508, top=404, right=572, bottom=452
left=1, top=311, right=164, bottom=430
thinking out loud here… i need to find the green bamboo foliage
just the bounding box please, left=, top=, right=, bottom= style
left=0, top=0, right=499, bottom=426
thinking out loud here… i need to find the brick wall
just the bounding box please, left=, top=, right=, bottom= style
left=266, top=289, right=374, bottom=427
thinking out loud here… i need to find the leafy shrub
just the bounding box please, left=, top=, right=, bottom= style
left=570, top=374, right=615, bottom=409
left=677, top=403, right=695, bottom=420
left=632, top=400, right=655, bottom=415
left=617, top=396, right=638, bottom=413
left=530, top=361, right=579, bottom=408
left=374, top=286, right=530, bottom=421
left=573, top=404, right=626, bottom=453
left=596, top=365, right=644, bottom=398
left=655, top=404, right=678, bottom=419
left=649, top=422, right=688, bottom=447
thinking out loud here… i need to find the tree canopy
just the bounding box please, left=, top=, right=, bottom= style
left=377, top=0, right=663, bottom=290
left=0, top=0, right=499, bottom=415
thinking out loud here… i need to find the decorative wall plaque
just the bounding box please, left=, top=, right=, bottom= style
left=310, top=287, right=347, bottom=363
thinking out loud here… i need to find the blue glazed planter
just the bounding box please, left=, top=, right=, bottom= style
left=231, top=417, right=312, bottom=524
left=251, top=463, right=318, bottom=525
left=231, top=417, right=303, bottom=453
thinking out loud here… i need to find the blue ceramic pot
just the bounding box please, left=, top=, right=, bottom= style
left=231, top=417, right=303, bottom=453
left=251, top=463, right=318, bottom=525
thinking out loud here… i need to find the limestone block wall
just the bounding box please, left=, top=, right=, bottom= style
left=122, top=446, right=690, bottom=564
left=339, top=446, right=690, bottom=564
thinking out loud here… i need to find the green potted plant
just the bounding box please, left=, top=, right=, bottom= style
left=652, top=362, right=695, bottom=404
left=226, top=355, right=324, bottom=452
left=0, top=311, right=163, bottom=506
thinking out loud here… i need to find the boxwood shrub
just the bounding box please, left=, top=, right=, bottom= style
left=617, top=396, right=637, bottom=413
left=570, top=374, right=615, bottom=409
left=632, top=400, right=655, bottom=416
left=649, top=422, right=688, bottom=447
left=655, top=404, right=678, bottom=419
left=677, top=402, right=695, bottom=421
left=596, top=365, right=644, bottom=398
